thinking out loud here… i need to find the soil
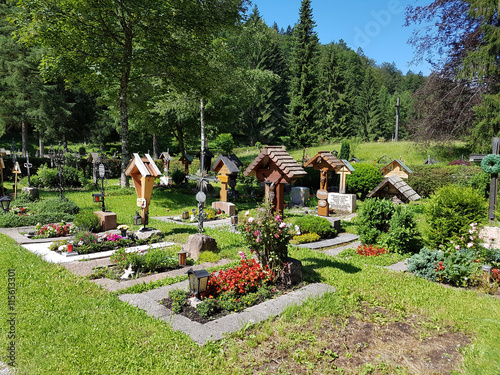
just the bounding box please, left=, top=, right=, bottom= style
left=230, top=302, right=471, bottom=374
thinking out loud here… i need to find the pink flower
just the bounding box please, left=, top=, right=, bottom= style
left=238, top=251, right=247, bottom=259
left=245, top=210, right=249, bottom=216
left=248, top=217, right=255, bottom=223
left=275, top=215, right=281, bottom=221
left=274, top=234, right=279, bottom=239
left=256, top=237, right=260, bottom=243
left=469, top=229, right=474, bottom=234
left=467, top=242, right=473, bottom=248
left=455, top=245, right=460, bottom=250
left=279, top=222, right=286, bottom=229
left=253, top=230, right=260, bottom=237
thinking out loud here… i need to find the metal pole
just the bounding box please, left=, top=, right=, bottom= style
left=198, top=98, right=205, bottom=232
left=489, top=137, right=500, bottom=221
left=395, top=97, right=400, bottom=142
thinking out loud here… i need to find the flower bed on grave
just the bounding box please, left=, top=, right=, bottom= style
left=289, top=215, right=337, bottom=245
left=32, top=222, right=78, bottom=238
left=169, top=207, right=230, bottom=223
left=161, top=258, right=302, bottom=323
left=49, top=231, right=168, bottom=254
left=88, top=247, right=196, bottom=281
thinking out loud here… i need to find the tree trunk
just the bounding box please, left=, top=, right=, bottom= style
left=119, top=23, right=133, bottom=188
left=152, top=133, right=159, bottom=159
left=21, top=120, right=28, bottom=157
left=38, top=133, right=44, bottom=157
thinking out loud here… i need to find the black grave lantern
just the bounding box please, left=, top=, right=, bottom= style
left=187, top=268, right=210, bottom=298
left=92, top=193, right=104, bottom=203
left=0, top=195, right=11, bottom=212
left=133, top=211, right=142, bottom=226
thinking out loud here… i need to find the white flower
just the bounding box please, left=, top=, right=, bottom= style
left=467, top=242, right=473, bottom=248
left=248, top=217, right=255, bottom=223
left=245, top=210, right=250, bottom=216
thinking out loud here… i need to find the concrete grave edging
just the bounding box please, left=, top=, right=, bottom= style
left=119, top=282, right=335, bottom=345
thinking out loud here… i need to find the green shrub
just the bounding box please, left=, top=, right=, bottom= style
left=214, top=133, right=234, bottom=155
left=383, top=205, right=421, bottom=254
left=61, top=165, right=87, bottom=187
left=407, top=247, right=444, bottom=282
left=339, top=141, right=350, bottom=160
left=73, top=210, right=101, bottom=232
left=290, top=232, right=321, bottom=244
left=36, top=164, right=58, bottom=188
left=423, top=185, right=487, bottom=248
left=171, top=169, right=186, bottom=185
left=33, top=198, right=80, bottom=215
left=346, top=163, right=383, bottom=199
left=79, top=146, right=86, bottom=155
left=196, top=298, right=219, bottom=318
left=127, top=248, right=178, bottom=273
left=293, top=215, right=336, bottom=239
left=357, top=198, right=394, bottom=244
left=168, top=289, right=189, bottom=313
left=439, top=248, right=479, bottom=287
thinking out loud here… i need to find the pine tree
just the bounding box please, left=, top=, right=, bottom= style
left=355, top=67, right=382, bottom=140
left=286, top=0, right=320, bottom=147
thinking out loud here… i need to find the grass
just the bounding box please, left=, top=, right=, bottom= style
left=2, top=234, right=500, bottom=373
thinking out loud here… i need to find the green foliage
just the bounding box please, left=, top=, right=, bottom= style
left=171, top=169, right=186, bottom=185
left=204, top=207, right=218, bottom=220
left=292, top=215, right=336, bottom=239
left=407, top=247, right=445, bottom=282
left=127, top=248, right=178, bottom=273
left=383, top=205, right=421, bottom=254
left=339, top=141, right=350, bottom=160
left=346, top=163, right=383, bottom=199
left=290, top=232, right=321, bottom=244
left=73, top=209, right=101, bottom=232
left=356, top=198, right=394, bottom=244
left=196, top=298, right=219, bottom=318
left=439, top=249, right=479, bottom=287
left=197, top=251, right=221, bottom=264
left=33, top=198, right=80, bottom=215
left=79, top=146, right=86, bottom=155
left=423, top=185, right=487, bottom=248
left=214, top=133, right=235, bottom=155
left=168, top=289, right=189, bottom=313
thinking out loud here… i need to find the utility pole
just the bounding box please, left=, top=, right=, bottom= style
left=394, top=97, right=401, bottom=142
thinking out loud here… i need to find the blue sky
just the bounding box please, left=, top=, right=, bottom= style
left=249, top=0, right=433, bottom=76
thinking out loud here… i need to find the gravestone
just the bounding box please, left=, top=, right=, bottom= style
left=182, top=233, right=218, bottom=260
left=327, top=193, right=356, bottom=213
left=290, top=187, right=309, bottom=206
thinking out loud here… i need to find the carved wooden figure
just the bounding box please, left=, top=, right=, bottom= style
left=244, top=146, right=306, bottom=214
left=125, top=154, right=162, bottom=225
left=304, top=151, right=345, bottom=216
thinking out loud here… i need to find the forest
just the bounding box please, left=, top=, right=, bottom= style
left=0, top=0, right=497, bottom=163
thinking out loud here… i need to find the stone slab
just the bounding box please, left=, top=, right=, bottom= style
left=292, top=233, right=359, bottom=249
left=119, top=282, right=335, bottom=345
left=384, top=260, right=409, bottom=272
left=327, top=193, right=356, bottom=213
left=323, top=241, right=362, bottom=256
left=211, top=201, right=236, bottom=216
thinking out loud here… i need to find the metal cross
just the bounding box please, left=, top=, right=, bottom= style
left=24, top=153, right=33, bottom=187
left=53, top=146, right=66, bottom=198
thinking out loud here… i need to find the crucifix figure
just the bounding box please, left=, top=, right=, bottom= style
left=24, top=153, right=33, bottom=188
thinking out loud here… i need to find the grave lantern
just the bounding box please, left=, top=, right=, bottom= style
left=0, top=195, right=11, bottom=212
left=177, top=249, right=188, bottom=267
left=133, top=211, right=142, bottom=226
left=187, top=268, right=210, bottom=298
left=92, top=193, right=104, bottom=203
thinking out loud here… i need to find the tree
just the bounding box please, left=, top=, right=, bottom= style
left=15, top=0, right=246, bottom=186
left=286, top=0, right=320, bottom=147
left=355, top=67, right=382, bottom=140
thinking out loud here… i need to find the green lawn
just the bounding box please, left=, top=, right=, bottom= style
left=1, top=234, right=500, bottom=374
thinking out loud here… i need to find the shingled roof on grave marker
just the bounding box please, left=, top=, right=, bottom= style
left=244, top=146, right=307, bottom=181
left=367, top=175, right=420, bottom=202
left=212, top=155, right=240, bottom=175
left=303, top=151, right=345, bottom=171
left=380, top=159, right=413, bottom=179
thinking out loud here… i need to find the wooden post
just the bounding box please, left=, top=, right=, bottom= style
left=489, top=137, right=500, bottom=221
left=219, top=174, right=229, bottom=201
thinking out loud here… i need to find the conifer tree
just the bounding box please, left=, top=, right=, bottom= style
left=287, top=0, right=320, bottom=147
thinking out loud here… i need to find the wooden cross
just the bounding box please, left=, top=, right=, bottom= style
left=12, top=161, right=21, bottom=199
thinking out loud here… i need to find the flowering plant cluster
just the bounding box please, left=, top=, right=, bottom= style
left=356, top=244, right=388, bottom=257
left=491, top=268, right=500, bottom=283
left=447, top=223, right=481, bottom=251
left=35, top=222, right=77, bottom=238
left=238, top=202, right=292, bottom=272
left=117, top=225, right=130, bottom=231
left=9, top=206, right=29, bottom=216
left=76, top=232, right=99, bottom=246
left=201, top=258, right=274, bottom=299
left=101, top=233, right=123, bottom=242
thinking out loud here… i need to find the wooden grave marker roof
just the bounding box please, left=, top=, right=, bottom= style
left=125, top=153, right=162, bottom=178
left=212, top=155, right=241, bottom=175
left=380, top=159, right=413, bottom=179
left=366, top=175, right=420, bottom=202
left=244, top=146, right=306, bottom=183
left=179, top=154, right=193, bottom=164
left=159, top=151, right=171, bottom=162
left=303, top=151, right=345, bottom=171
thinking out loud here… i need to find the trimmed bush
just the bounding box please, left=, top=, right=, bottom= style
left=407, top=247, right=445, bottom=282
left=339, top=141, right=350, bottom=160
left=214, top=133, right=235, bottom=155
left=293, top=215, right=336, bottom=239
left=346, top=163, right=383, bottom=199
left=383, top=205, right=421, bottom=254
left=290, top=232, right=321, bottom=244
left=423, top=185, right=487, bottom=248
left=73, top=210, right=101, bottom=232
left=357, top=198, right=394, bottom=244
left=171, top=169, right=186, bottom=185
